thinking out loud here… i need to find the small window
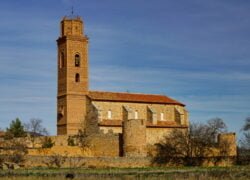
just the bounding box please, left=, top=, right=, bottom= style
left=75, top=54, right=80, bottom=67
left=160, top=113, right=164, bottom=121
left=75, top=73, right=80, bottom=82
left=108, top=110, right=112, bottom=119
left=135, top=111, right=138, bottom=119
left=60, top=52, right=65, bottom=68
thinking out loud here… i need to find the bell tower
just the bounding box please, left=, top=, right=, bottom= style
left=57, top=16, right=89, bottom=135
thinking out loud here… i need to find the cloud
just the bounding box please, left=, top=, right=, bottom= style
left=90, top=65, right=250, bottom=90
left=0, top=0, right=250, bottom=136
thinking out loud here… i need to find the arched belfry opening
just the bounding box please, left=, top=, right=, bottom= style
left=75, top=54, right=80, bottom=67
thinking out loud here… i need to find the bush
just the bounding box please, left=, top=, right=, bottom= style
left=76, top=130, right=89, bottom=148
left=44, top=154, right=66, bottom=168
left=4, top=140, right=28, bottom=164
left=42, top=137, right=54, bottom=148
left=67, top=136, right=76, bottom=146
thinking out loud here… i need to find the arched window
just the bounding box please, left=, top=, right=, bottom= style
left=60, top=52, right=65, bottom=68
left=75, top=54, right=80, bottom=67
left=75, top=73, right=80, bottom=82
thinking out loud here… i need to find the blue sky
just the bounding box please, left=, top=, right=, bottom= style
left=0, top=0, right=249, bottom=138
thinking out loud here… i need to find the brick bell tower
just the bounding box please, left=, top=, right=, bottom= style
left=57, top=16, right=89, bottom=135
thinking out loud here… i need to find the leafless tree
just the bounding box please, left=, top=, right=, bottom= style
left=154, top=118, right=228, bottom=166
left=24, top=118, right=48, bottom=148
left=238, top=117, right=250, bottom=164
left=207, top=118, right=227, bottom=142
left=154, top=129, right=190, bottom=165
left=239, top=117, right=250, bottom=149
left=24, top=118, right=48, bottom=136
left=243, top=117, right=250, bottom=131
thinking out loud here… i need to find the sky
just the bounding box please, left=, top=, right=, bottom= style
left=0, top=0, right=249, bottom=138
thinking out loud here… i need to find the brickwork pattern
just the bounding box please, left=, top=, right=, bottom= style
left=57, top=17, right=89, bottom=135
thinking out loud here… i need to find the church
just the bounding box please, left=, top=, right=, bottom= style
left=56, top=16, right=189, bottom=145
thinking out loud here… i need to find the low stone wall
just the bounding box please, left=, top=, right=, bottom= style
left=0, top=132, right=237, bottom=168
left=28, top=146, right=91, bottom=157
left=85, top=133, right=120, bottom=157
left=0, top=135, right=69, bottom=148
left=23, top=155, right=236, bottom=168
left=24, top=156, right=152, bottom=168
left=27, top=133, right=120, bottom=157
left=0, top=131, right=120, bottom=157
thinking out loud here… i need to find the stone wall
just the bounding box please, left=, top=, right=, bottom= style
left=22, top=155, right=235, bottom=168
left=24, top=156, right=152, bottom=168
left=28, top=134, right=120, bottom=157
left=0, top=135, right=69, bottom=149
left=84, top=133, right=120, bottom=157
left=0, top=131, right=237, bottom=167
left=28, top=146, right=89, bottom=157
left=123, top=119, right=147, bottom=157
left=93, top=101, right=188, bottom=126
left=0, top=132, right=120, bottom=158
left=99, top=126, right=188, bottom=145
left=218, top=133, right=237, bottom=156
left=91, top=100, right=189, bottom=145
left=146, top=128, right=176, bottom=145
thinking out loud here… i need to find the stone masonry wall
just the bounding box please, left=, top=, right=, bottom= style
left=123, top=119, right=147, bottom=157
left=23, top=156, right=235, bottom=168
left=93, top=101, right=188, bottom=125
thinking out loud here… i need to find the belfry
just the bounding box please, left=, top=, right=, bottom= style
left=57, top=16, right=89, bottom=135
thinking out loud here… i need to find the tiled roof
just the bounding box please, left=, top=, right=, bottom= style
left=88, top=91, right=185, bottom=106
left=99, top=119, right=188, bottom=128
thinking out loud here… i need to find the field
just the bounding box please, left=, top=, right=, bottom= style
left=0, top=166, right=250, bottom=180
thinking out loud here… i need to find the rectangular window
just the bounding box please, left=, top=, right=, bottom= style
left=160, top=113, right=164, bottom=121
left=135, top=111, right=138, bottom=119
left=108, top=110, right=112, bottom=119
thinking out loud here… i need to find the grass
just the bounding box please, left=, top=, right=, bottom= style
left=0, top=166, right=250, bottom=179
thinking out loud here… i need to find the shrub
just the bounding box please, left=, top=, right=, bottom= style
left=44, top=154, right=66, bottom=168
left=5, top=140, right=28, bottom=164
left=67, top=136, right=76, bottom=146
left=42, top=137, right=54, bottom=148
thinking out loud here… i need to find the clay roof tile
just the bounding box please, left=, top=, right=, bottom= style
left=88, top=91, right=185, bottom=106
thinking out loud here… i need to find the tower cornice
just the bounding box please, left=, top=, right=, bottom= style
left=56, top=36, right=89, bottom=44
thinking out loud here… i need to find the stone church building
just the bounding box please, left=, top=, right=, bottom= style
left=56, top=16, right=189, bottom=145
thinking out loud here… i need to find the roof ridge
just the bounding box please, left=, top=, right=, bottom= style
left=89, top=90, right=167, bottom=97
left=88, top=90, right=185, bottom=106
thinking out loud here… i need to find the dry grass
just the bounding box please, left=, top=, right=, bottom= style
left=0, top=166, right=249, bottom=180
